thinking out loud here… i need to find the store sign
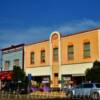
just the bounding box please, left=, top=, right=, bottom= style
left=63, top=77, right=71, bottom=81
left=42, top=77, right=49, bottom=83
left=42, top=80, right=49, bottom=83
left=0, top=71, right=13, bottom=81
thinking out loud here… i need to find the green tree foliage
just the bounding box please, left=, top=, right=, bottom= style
left=12, top=66, right=26, bottom=82
left=85, top=61, right=100, bottom=82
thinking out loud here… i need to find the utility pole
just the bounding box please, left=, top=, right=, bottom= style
left=0, top=49, right=2, bottom=90
left=0, top=49, right=2, bottom=72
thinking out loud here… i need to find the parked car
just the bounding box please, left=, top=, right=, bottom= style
left=66, top=83, right=100, bottom=100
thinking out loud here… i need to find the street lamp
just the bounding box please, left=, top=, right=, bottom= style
left=0, top=49, right=2, bottom=71
left=0, top=49, right=3, bottom=90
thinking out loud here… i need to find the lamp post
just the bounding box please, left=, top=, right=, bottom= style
left=0, top=49, right=2, bottom=90
left=0, top=49, right=3, bottom=91
left=0, top=49, right=2, bottom=71
left=0, top=66, right=2, bottom=90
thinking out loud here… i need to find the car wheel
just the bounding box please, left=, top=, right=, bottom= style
left=91, top=92, right=100, bottom=100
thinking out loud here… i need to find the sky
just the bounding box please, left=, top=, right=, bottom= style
left=0, top=0, right=100, bottom=49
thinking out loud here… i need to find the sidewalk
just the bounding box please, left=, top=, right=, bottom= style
left=30, top=91, right=67, bottom=99
left=0, top=90, right=67, bottom=100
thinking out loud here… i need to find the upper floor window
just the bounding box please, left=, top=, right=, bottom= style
left=13, top=59, right=19, bottom=66
left=53, top=48, right=58, bottom=62
left=30, top=52, right=34, bottom=64
left=68, top=45, right=74, bottom=60
left=41, top=50, right=45, bottom=63
left=83, top=42, right=90, bottom=58
left=5, top=60, right=10, bottom=70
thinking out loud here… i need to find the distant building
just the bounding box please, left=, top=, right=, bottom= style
left=24, top=28, right=100, bottom=88
left=1, top=44, right=24, bottom=71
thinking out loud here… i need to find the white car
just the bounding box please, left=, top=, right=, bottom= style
left=66, top=83, right=100, bottom=100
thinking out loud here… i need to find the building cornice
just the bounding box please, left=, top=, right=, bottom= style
left=1, top=44, right=24, bottom=51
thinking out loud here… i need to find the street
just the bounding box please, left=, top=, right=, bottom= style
left=0, top=93, right=67, bottom=100
left=0, top=95, right=67, bottom=100
left=0, top=94, right=93, bottom=100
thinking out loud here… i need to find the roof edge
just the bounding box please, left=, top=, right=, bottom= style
left=62, top=27, right=100, bottom=37
left=1, top=43, right=24, bottom=51
left=25, top=39, right=49, bottom=46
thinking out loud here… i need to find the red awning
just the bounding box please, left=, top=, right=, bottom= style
left=7, top=76, right=12, bottom=80
left=0, top=71, right=13, bottom=81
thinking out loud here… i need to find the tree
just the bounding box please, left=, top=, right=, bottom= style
left=85, top=60, right=100, bottom=82
left=12, top=66, right=26, bottom=82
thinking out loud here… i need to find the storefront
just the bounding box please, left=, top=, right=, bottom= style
left=32, top=76, right=50, bottom=87
left=0, top=71, right=13, bottom=90
left=72, top=74, right=85, bottom=84
left=61, top=74, right=85, bottom=88
left=61, top=75, right=72, bottom=88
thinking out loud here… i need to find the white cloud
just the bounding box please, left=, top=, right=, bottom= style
left=56, top=19, right=100, bottom=34
left=0, top=19, right=100, bottom=48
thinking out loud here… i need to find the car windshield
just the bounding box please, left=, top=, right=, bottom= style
left=95, top=84, right=100, bottom=88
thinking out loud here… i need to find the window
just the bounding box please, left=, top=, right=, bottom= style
left=95, top=84, right=100, bottom=88
left=41, top=50, right=45, bottom=63
left=53, top=48, right=58, bottom=62
left=76, top=84, right=83, bottom=89
left=13, top=59, right=19, bottom=66
left=68, top=45, right=74, bottom=60
left=30, top=52, right=34, bottom=64
left=83, top=42, right=90, bottom=58
left=5, top=60, right=10, bottom=70
left=83, top=84, right=93, bottom=88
